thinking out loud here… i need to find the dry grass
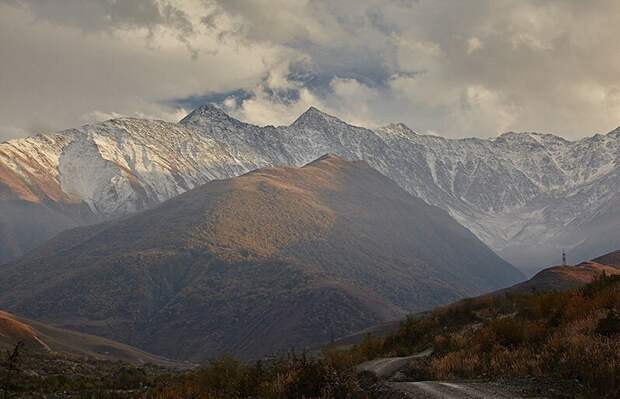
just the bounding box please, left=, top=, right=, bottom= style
left=356, top=274, right=620, bottom=398
left=144, top=274, right=620, bottom=398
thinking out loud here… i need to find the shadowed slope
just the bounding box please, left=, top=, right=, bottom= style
left=0, top=155, right=522, bottom=361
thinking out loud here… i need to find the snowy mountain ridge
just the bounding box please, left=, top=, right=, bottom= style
left=1, top=104, right=619, bottom=271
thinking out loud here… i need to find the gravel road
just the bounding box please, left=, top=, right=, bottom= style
left=356, top=348, right=434, bottom=378
left=386, top=380, right=543, bottom=398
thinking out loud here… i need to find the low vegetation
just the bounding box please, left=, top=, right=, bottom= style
left=2, top=275, right=619, bottom=398
left=0, top=349, right=167, bottom=399
left=147, top=354, right=366, bottom=399
left=352, top=273, right=620, bottom=398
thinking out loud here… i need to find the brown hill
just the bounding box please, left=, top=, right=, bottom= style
left=0, top=155, right=522, bottom=361
left=0, top=310, right=41, bottom=349
left=0, top=310, right=184, bottom=367
left=495, top=253, right=620, bottom=296
left=592, top=250, right=620, bottom=268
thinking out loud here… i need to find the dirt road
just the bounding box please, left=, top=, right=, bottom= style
left=356, top=348, right=434, bottom=378
left=387, top=381, right=540, bottom=398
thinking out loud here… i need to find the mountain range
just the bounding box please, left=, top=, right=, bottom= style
left=1, top=105, right=618, bottom=273
left=0, top=155, right=521, bottom=361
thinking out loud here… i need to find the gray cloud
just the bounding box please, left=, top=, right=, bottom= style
left=2, top=0, right=193, bottom=34
left=1, top=0, right=620, bottom=141
left=207, top=0, right=620, bottom=137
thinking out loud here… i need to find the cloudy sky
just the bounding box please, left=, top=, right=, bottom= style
left=1, top=0, right=620, bottom=141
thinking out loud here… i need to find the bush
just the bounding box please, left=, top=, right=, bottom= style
left=596, top=310, right=620, bottom=337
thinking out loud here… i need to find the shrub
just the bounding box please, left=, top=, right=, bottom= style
left=487, top=317, right=525, bottom=347
left=596, top=310, right=620, bottom=337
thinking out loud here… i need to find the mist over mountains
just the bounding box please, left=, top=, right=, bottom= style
left=1, top=105, right=619, bottom=272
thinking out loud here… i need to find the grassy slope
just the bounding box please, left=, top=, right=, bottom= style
left=334, top=274, right=620, bottom=398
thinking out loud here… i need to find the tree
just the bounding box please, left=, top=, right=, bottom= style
left=2, top=341, right=24, bottom=399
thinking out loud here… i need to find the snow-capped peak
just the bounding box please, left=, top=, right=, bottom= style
left=290, top=106, right=342, bottom=129
left=179, top=104, right=241, bottom=127
left=2, top=105, right=620, bottom=271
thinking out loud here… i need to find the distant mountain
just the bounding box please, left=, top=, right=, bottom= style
left=495, top=249, right=620, bottom=295
left=591, top=249, right=620, bottom=268
left=0, top=156, right=522, bottom=361
left=0, top=310, right=182, bottom=367
left=1, top=105, right=619, bottom=272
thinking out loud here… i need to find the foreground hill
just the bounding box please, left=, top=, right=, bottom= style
left=0, top=310, right=182, bottom=367
left=495, top=249, right=620, bottom=295
left=326, top=249, right=620, bottom=354
left=2, top=105, right=619, bottom=272
left=0, top=155, right=522, bottom=361
left=346, top=273, right=620, bottom=398
left=0, top=311, right=186, bottom=398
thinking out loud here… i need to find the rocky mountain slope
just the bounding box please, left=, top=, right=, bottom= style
left=0, top=156, right=522, bottom=361
left=1, top=105, right=618, bottom=272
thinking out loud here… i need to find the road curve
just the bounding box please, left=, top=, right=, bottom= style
left=356, top=348, right=434, bottom=378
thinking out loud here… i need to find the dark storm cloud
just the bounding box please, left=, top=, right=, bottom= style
left=165, top=89, right=251, bottom=112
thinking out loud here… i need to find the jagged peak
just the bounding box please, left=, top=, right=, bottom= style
left=377, top=122, right=417, bottom=137
left=290, top=106, right=342, bottom=128
left=179, top=103, right=240, bottom=126
left=302, top=106, right=330, bottom=117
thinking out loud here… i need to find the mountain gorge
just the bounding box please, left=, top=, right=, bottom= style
left=1, top=105, right=619, bottom=272
left=0, top=156, right=521, bottom=361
